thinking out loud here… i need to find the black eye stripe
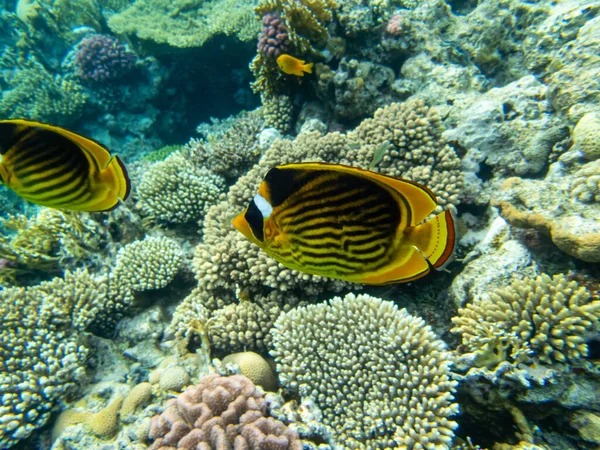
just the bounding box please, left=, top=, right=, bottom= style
left=245, top=199, right=264, bottom=242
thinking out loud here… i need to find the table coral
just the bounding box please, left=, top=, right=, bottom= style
left=147, top=374, right=302, bottom=449
left=137, top=151, right=226, bottom=225
left=451, top=274, right=600, bottom=368
left=271, top=292, right=459, bottom=449
left=108, top=0, right=259, bottom=49
left=0, top=269, right=107, bottom=447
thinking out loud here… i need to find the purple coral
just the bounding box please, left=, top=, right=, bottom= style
left=75, top=34, right=136, bottom=83
left=257, top=13, right=291, bottom=59
left=148, top=374, right=302, bottom=450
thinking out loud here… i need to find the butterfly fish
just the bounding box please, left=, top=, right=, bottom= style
left=232, top=162, right=457, bottom=285
left=0, top=119, right=130, bottom=212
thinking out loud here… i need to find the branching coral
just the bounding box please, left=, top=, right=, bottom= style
left=261, top=94, right=294, bottom=134
left=174, top=101, right=462, bottom=354
left=0, top=54, right=86, bottom=126
left=148, top=374, right=302, bottom=449
left=451, top=274, right=600, bottom=368
left=137, top=151, right=226, bottom=225
left=0, top=269, right=107, bottom=447
left=108, top=0, right=259, bottom=48
left=271, top=293, right=459, bottom=449
left=185, top=111, right=264, bottom=180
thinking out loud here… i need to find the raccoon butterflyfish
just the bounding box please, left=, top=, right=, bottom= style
left=232, top=162, right=457, bottom=285
left=0, top=119, right=130, bottom=212
left=276, top=54, right=313, bottom=77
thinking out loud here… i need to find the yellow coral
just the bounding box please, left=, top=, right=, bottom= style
left=120, top=382, right=152, bottom=418
left=222, top=351, right=278, bottom=391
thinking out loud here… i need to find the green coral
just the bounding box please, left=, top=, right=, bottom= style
left=0, top=53, right=86, bottom=126
left=108, top=0, right=260, bottom=48
left=142, top=145, right=182, bottom=163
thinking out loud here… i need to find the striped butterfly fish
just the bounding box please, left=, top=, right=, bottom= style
left=0, top=119, right=130, bottom=212
left=232, top=162, right=457, bottom=285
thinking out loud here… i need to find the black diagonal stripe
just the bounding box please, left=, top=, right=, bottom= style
left=297, top=244, right=388, bottom=264
left=8, top=141, right=56, bottom=169
left=45, top=184, right=93, bottom=206
left=279, top=174, right=351, bottom=213
left=289, top=196, right=394, bottom=230
left=16, top=150, right=77, bottom=182
left=265, top=168, right=324, bottom=207
left=278, top=183, right=365, bottom=222
left=26, top=170, right=89, bottom=201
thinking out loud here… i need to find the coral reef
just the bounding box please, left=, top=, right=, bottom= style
left=271, top=292, right=459, bottom=449
left=452, top=274, right=599, bottom=369
left=315, top=58, right=396, bottom=121
left=108, top=0, right=259, bottom=49
left=221, top=352, right=278, bottom=392
left=74, top=34, right=136, bottom=83
left=0, top=53, right=86, bottom=125
left=137, top=151, right=227, bottom=225
left=261, top=94, right=294, bottom=134
left=186, top=111, right=264, bottom=180
left=147, top=374, right=302, bottom=449
left=251, top=0, right=335, bottom=95
left=0, top=269, right=106, bottom=447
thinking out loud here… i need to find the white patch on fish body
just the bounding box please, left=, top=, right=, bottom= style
left=253, top=193, right=273, bottom=218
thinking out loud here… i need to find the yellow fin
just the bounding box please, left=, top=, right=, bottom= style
left=405, top=208, right=457, bottom=270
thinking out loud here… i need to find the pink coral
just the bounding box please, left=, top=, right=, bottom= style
left=257, top=13, right=291, bottom=59
left=148, top=374, right=302, bottom=450
left=385, top=13, right=407, bottom=37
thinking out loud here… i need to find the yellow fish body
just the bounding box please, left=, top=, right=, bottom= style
left=232, top=162, right=457, bottom=285
left=0, top=119, right=130, bottom=212
left=276, top=54, right=313, bottom=77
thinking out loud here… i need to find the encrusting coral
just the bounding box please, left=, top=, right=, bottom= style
left=147, top=373, right=302, bottom=449
left=0, top=269, right=106, bottom=448
left=137, top=151, right=226, bottom=225
left=451, top=274, right=600, bottom=368
left=271, top=292, right=459, bottom=449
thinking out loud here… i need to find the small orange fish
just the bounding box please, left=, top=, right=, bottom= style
left=276, top=54, right=313, bottom=77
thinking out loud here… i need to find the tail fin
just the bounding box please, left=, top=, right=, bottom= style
left=304, top=62, right=313, bottom=74
left=406, top=208, right=457, bottom=270
left=102, top=155, right=131, bottom=201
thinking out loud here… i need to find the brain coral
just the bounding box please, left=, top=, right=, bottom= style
left=0, top=269, right=106, bottom=447
left=271, top=293, right=459, bottom=449
left=148, top=374, right=302, bottom=449
left=451, top=274, right=600, bottom=368
left=137, top=151, right=226, bottom=225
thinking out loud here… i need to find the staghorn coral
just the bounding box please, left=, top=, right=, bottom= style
left=0, top=269, right=107, bottom=447
left=148, top=374, right=302, bottom=449
left=451, top=274, right=600, bottom=368
left=137, top=151, right=226, bottom=225
left=74, top=34, right=136, bottom=83
left=186, top=111, right=264, bottom=180
left=108, top=0, right=259, bottom=49
left=271, top=292, right=459, bottom=449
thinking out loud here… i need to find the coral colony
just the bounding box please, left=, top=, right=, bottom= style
left=0, top=0, right=599, bottom=449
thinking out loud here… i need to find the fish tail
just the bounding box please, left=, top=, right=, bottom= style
left=303, top=62, right=313, bottom=74
left=100, top=155, right=131, bottom=202
left=405, top=208, right=457, bottom=270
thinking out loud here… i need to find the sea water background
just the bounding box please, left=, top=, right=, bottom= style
left=0, top=0, right=599, bottom=449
